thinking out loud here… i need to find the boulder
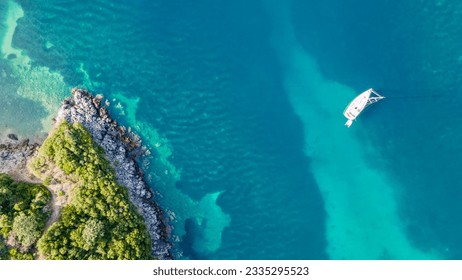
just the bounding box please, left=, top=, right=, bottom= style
left=7, top=133, right=18, bottom=141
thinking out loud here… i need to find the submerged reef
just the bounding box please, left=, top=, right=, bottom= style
left=0, top=89, right=171, bottom=259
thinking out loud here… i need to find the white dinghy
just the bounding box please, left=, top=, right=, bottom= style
left=343, top=88, right=385, bottom=127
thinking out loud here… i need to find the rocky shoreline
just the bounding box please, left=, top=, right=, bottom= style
left=55, top=88, right=172, bottom=259
left=0, top=88, right=172, bottom=259
left=0, top=138, right=40, bottom=183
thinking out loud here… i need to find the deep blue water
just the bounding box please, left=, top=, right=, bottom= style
left=1, top=0, right=461, bottom=259
left=291, top=0, right=462, bottom=258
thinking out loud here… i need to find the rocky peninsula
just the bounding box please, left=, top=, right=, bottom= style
left=0, top=89, right=172, bottom=259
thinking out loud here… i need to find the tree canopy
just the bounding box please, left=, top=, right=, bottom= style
left=0, top=173, right=50, bottom=259
left=30, top=121, right=152, bottom=260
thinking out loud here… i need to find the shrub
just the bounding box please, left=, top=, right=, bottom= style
left=43, top=177, right=52, bottom=186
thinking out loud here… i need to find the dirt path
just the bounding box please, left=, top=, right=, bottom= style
left=43, top=182, right=71, bottom=231
left=44, top=187, right=61, bottom=230
left=37, top=182, right=71, bottom=260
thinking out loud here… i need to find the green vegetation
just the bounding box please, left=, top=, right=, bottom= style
left=30, top=121, right=151, bottom=259
left=42, top=177, right=52, bottom=186
left=0, top=173, right=51, bottom=259
left=13, top=213, right=42, bottom=248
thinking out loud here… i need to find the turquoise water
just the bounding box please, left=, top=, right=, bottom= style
left=0, top=0, right=460, bottom=259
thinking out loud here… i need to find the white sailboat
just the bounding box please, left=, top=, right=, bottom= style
left=343, top=88, right=385, bottom=127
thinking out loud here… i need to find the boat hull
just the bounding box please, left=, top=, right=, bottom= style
left=343, top=88, right=384, bottom=127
